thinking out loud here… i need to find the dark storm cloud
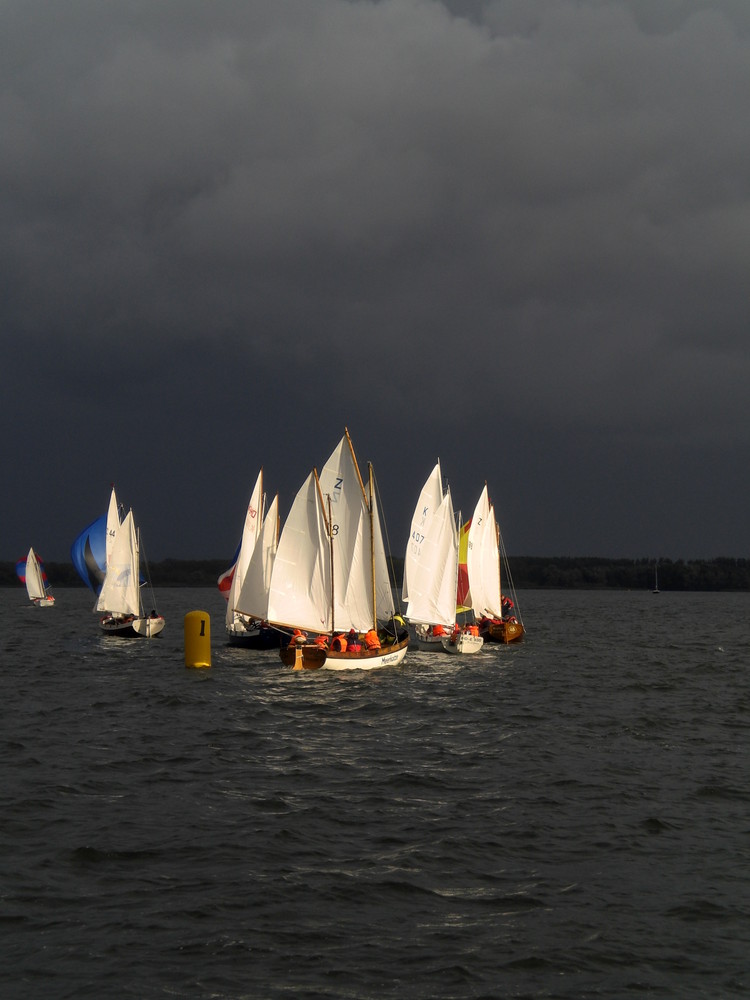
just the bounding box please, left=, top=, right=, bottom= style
left=3, top=0, right=750, bottom=561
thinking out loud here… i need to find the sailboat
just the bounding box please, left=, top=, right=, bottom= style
left=17, top=547, right=56, bottom=606
left=462, top=484, right=524, bottom=644
left=96, top=505, right=165, bottom=637
left=265, top=429, right=409, bottom=671
left=71, top=486, right=121, bottom=592
left=403, top=462, right=482, bottom=654
left=219, top=470, right=283, bottom=648
left=652, top=563, right=660, bottom=594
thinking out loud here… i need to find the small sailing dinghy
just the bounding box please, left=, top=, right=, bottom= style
left=267, top=429, right=409, bottom=671
left=462, top=484, right=524, bottom=644
left=96, top=507, right=165, bottom=638
left=219, top=470, right=282, bottom=648
left=17, top=547, right=56, bottom=606
left=403, top=461, right=482, bottom=655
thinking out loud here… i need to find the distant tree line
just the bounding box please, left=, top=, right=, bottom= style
left=3, top=556, right=750, bottom=591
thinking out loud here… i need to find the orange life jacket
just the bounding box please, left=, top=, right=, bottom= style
left=364, top=629, right=381, bottom=650
left=331, top=634, right=348, bottom=652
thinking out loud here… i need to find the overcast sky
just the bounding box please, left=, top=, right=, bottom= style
left=3, top=0, right=750, bottom=566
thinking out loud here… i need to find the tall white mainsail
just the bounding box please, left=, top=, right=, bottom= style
left=105, top=487, right=120, bottom=568
left=236, top=494, right=279, bottom=621
left=24, top=547, right=47, bottom=601
left=403, top=462, right=457, bottom=627
left=317, top=433, right=372, bottom=630
left=466, top=485, right=502, bottom=619
left=96, top=510, right=141, bottom=617
left=266, top=472, right=332, bottom=633
left=226, top=471, right=264, bottom=630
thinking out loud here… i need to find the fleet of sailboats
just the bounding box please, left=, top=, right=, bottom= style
left=19, top=434, right=524, bottom=662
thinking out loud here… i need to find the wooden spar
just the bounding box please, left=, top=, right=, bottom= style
left=344, top=426, right=369, bottom=503
left=368, top=462, right=376, bottom=628
left=313, top=467, right=334, bottom=637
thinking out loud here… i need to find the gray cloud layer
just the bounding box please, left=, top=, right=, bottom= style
left=3, top=1, right=750, bottom=560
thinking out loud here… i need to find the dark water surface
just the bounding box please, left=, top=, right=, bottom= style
left=1, top=588, right=748, bottom=999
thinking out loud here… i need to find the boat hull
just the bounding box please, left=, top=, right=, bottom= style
left=441, top=632, right=484, bottom=655
left=33, top=597, right=55, bottom=607
left=280, top=635, right=410, bottom=671
left=100, top=614, right=165, bottom=638
left=481, top=620, right=525, bottom=644
left=226, top=620, right=283, bottom=649
left=411, top=626, right=448, bottom=652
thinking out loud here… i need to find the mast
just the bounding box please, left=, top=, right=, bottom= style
left=368, top=462, right=376, bottom=628
left=313, top=467, right=334, bottom=635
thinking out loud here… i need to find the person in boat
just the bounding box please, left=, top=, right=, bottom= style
left=364, top=628, right=381, bottom=650
left=431, top=624, right=447, bottom=637
left=330, top=633, right=347, bottom=652
left=346, top=628, right=361, bottom=652
left=288, top=628, right=307, bottom=646
left=501, top=596, right=514, bottom=619
left=314, top=634, right=328, bottom=648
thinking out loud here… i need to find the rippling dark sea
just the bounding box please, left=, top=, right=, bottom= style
left=2, top=587, right=749, bottom=999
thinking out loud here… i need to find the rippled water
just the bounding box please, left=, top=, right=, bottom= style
left=1, top=587, right=748, bottom=999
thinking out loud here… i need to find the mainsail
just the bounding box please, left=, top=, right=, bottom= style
left=18, top=547, right=50, bottom=601
left=225, top=471, right=264, bottom=630
left=266, top=471, right=332, bottom=633
left=466, top=485, right=503, bottom=619
left=96, top=510, right=141, bottom=618
left=403, top=462, right=457, bottom=628
left=236, top=494, right=279, bottom=621
left=71, top=486, right=121, bottom=593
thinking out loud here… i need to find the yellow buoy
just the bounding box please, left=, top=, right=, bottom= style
left=184, top=611, right=211, bottom=668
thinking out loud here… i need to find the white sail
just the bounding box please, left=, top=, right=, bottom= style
left=25, top=547, right=48, bottom=601
left=226, top=471, right=264, bottom=629
left=403, top=462, right=443, bottom=605
left=266, top=472, right=332, bottom=633
left=317, top=434, right=371, bottom=630
left=369, top=479, right=396, bottom=622
left=96, top=510, right=141, bottom=617
left=105, top=487, right=120, bottom=568
left=466, top=486, right=502, bottom=619
left=236, top=494, right=279, bottom=620
left=403, top=463, right=458, bottom=627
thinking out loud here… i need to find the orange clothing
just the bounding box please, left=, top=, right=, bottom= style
left=431, top=624, right=446, bottom=636
left=331, top=634, right=348, bottom=652
left=364, top=629, right=381, bottom=650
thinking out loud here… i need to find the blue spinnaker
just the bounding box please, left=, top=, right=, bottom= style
left=71, top=514, right=107, bottom=592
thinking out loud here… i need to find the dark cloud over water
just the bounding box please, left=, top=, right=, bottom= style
left=3, top=1, right=749, bottom=562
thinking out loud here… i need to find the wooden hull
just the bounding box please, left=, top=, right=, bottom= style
left=481, top=620, right=525, bottom=644
left=441, top=632, right=484, bottom=655
left=280, top=635, right=410, bottom=671
left=100, top=614, right=165, bottom=638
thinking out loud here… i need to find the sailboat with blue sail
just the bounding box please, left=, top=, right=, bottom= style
left=72, top=486, right=164, bottom=637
